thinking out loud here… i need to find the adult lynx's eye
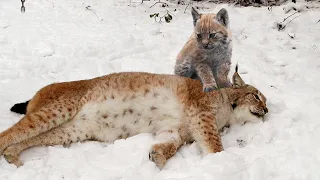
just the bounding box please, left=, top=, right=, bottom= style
left=254, top=94, right=260, bottom=100
left=196, top=33, right=202, bottom=39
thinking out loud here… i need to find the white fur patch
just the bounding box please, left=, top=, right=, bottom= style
left=71, top=87, right=183, bottom=142
left=232, top=107, right=262, bottom=125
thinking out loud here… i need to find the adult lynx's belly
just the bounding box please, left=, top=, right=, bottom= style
left=72, top=87, right=183, bottom=142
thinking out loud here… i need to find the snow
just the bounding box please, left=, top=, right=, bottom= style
left=0, top=0, right=320, bottom=179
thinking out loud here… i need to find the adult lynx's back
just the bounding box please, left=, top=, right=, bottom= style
left=1, top=67, right=268, bottom=168
left=174, top=7, right=233, bottom=92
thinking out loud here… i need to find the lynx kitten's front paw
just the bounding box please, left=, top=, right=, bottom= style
left=203, top=83, right=218, bottom=92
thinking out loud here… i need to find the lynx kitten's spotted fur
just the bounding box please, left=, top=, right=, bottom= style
left=2, top=66, right=267, bottom=168
left=174, top=7, right=233, bottom=92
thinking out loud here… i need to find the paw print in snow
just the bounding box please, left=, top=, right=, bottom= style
left=237, top=138, right=247, bottom=148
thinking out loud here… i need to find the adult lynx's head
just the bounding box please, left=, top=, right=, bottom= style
left=231, top=65, right=269, bottom=124
left=191, top=7, right=231, bottom=51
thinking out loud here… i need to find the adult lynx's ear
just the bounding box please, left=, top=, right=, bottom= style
left=191, top=7, right=201, bottom=26
left=215, top=8, right=229, bottom=28
left=232, top=64, right=245, bottom=88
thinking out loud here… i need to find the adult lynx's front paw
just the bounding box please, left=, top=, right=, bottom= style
left=203, top=83, right=218, bottom=92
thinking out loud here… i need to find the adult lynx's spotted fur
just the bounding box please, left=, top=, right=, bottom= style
left=2, top=66, right=268, bottom=168
left=174, top=7, right=233, bottom=92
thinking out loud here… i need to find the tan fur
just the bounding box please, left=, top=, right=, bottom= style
left=1, top=69, right=268, bottom=168
left=176, top=17, right=231, bottom=63
left=174, top=8, right=233, bottom=92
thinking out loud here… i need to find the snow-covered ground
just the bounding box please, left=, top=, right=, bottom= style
left=1, top=0, right=320, bottom=179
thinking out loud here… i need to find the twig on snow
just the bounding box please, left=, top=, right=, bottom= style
left=150, top=1, right=167, bottom=8
left=277, top=15, right=300, bottom=31
left=184, top=3, right=190, bottom=13
left=141, top=0, right=150, bottom=4
left=287, top=33, right=295, bottom=39
left=282, top=12, right=298, bottom=23
left=85, top=6, right=103, bottom=22
left=286, top=15, right=300, bottom=25
left=240, top=27, right=245, bottom=34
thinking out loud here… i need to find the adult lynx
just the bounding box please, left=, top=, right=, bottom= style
left=2, top=66, right=267, bottom=168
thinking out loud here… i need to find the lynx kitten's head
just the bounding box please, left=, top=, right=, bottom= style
left=191, top=7, right=231, bottom=50
left=231, top=65, right=269, bottom=124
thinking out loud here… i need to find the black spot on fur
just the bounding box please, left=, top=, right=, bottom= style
left=231, top=103, right=237, bottom=109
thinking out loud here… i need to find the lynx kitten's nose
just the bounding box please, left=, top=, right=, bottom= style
left=264, top=108, right=268, bottom=114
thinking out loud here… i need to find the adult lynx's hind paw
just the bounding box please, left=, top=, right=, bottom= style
left=149, top=149, right=166, bottom=169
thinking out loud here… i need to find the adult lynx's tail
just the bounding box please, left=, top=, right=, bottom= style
left=10, top=100, right=29, bottom=115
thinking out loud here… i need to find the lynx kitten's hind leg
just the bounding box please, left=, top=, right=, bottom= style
left=3, top=122, right=92, bottom=166
left=149, top=126, right=188, bottom=168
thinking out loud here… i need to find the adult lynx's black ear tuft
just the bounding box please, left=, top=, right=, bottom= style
left=232, top=64, right=246, bottom=88
left=235, top=63, right=238, bottom=73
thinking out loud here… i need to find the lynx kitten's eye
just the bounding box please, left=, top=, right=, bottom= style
left=196, top=33, right=202, bottom=39
left=209, top=33, right=216, bottom=38
left=254, top=94, right=260, bottom=100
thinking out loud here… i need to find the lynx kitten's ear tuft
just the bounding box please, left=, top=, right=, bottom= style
left=215, top=8, right=229, bottom=28
left=191, top=7, right=201, bottom=26
left=232, top=64, right=245, bottom=88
